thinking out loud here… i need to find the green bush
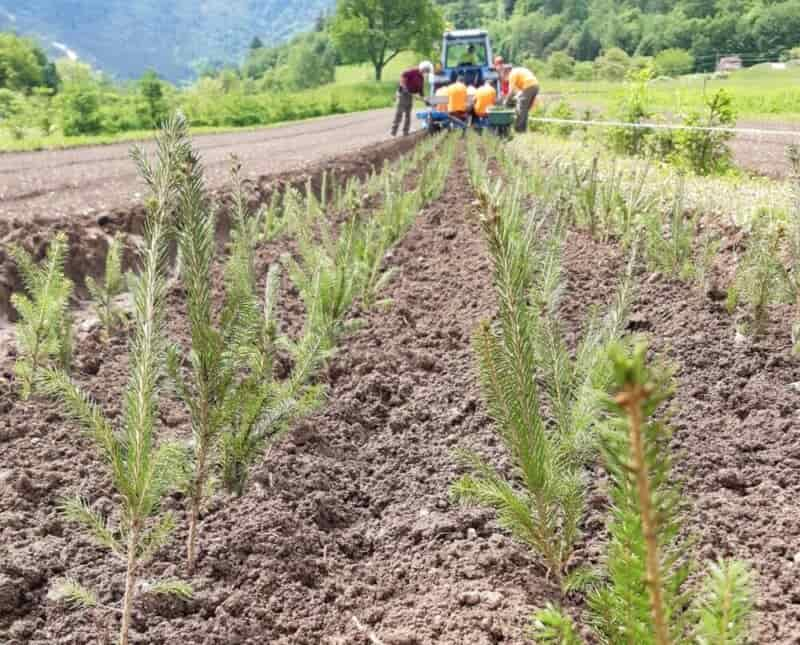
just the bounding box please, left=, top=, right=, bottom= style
left=673, top=89, right=736, bottom=175
left=547, top=51, right=575, bottom=79
left=573, top=61, right=594, bottom=81
left=547, top=100, right=576, bottom=137
left=60, top=84, right=102, bottom=135
left=654, top=48, right=695, bottom=77
left=607, top=68, right=653, bottom=155
left=594, top=47, right=631, bottom=81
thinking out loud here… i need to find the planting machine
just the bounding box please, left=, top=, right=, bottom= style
left=416, top=29, right=515, bottom=137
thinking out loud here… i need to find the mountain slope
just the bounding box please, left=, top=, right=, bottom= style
left=0, top=0, right=334, bottom=81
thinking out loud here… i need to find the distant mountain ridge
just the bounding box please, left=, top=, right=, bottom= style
left=0, top=0, right=335, bottom=81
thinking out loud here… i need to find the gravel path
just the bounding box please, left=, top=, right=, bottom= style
left=0, top=109, right=410, bottom=222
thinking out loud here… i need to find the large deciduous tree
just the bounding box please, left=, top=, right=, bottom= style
left=331, top=0, right=444, bottom=81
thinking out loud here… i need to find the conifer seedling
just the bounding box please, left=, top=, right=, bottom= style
left=41, top=115, right=193, bottom=645
left=169, top=155, right=327, bottom=570
left=10, top=232, right=74, bottom=399
left=86, top=232, right=128, bottom=337
left=532, top=343, right=753, bottom=645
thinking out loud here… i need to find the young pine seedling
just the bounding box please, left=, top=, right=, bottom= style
left=532, top=343, right=753, bottom=645
left=43, top=115, right=193, bottom=645
left=452, top=192, right=584, bottom=586
left=86, top=232, right=128, bottom=338
left=10, top=232, right=73, bottom=399
left=730, top=214, right=785, bottom=336
left=169, top=155, right=326, bottom=571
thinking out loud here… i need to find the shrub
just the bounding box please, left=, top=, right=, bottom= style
left=573, top=61, right=594, bottom=81
left=607, top=68, right=653, bottom=156
left=548, top=51, right=575, bottom=79
left=61, top=84, right=102, bottom=135
left=138, top=70, right=169, bottom=128
left=673, top=89, right=736, bottom=175
left=654, top=48, right=695, bottom=77
left=594, top=47, right=631, bottom=81
left=547, top=100, right=576, bottom=138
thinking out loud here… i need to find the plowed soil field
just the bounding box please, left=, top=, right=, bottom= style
left=1, top=131, right=799, bottom=644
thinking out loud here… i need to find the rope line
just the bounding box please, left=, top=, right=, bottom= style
left=528, top=116, right=800, bottom=139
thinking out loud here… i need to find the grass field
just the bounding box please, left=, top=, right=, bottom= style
left=543, top=63, right=800, bottom=120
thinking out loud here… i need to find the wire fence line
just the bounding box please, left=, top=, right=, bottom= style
left=528, top=116, right=800, bottom=140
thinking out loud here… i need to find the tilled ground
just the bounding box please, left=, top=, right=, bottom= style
left=1, top=141, right=799, bottom=644
left=0, top=133, right=420, bottom=331
left=558, top=232, right=800, bottom=643
left=0, top=109, right=409, bottom=223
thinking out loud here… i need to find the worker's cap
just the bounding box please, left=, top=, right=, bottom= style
left=493, top=55, right=504, bottom=68
left=419, top=60, right=434, bottom=74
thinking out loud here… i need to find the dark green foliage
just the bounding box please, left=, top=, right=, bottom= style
left=0, top=33, right=56, bottom=91
left=548, top=51, right=576, bottom=79
left=332, top=0, right=444, bottom=80
left=139, top=70, right=169, bottom=128
left=60, top=84, right=102, bottom=135
left=653, top=48, right=695, bottom=77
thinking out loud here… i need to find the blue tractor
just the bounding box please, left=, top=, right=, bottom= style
left=417, top=29, right=514, bottom=136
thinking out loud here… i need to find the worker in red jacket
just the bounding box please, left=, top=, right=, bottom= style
left=494, top=56, right=509, bottom=96
left=392, top=61, right=433, bottom=137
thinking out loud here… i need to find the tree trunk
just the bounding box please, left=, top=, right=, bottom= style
left=374, top=62, right=384, bottom=82
left=120, top=524, right=140, bottom=645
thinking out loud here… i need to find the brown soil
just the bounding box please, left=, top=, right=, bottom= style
left=1, top=141, right=799, bottom=644
left=557, top=233, right=800, bottom=643
left=0, top=110, right=407, bottom=222
left=0, top=134, right=420, bottom=327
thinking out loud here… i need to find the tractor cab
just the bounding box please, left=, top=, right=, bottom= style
left=433, top=30, right=499, bottom=93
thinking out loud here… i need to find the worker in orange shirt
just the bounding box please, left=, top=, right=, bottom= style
left=500, top=65, right=539, bottom=132
left=473, top=80, right=497, bottom=119
left=446, top=75, right=469, bottom=121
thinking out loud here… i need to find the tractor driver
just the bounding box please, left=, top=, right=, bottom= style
left=459, top=44, right=478, bottom=66
left=392, top=60, right=433, bottom=137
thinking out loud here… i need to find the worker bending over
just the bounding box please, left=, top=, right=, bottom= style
left=473, top=80, right=497, bottom=119
left=502, top=65, right=539, bottom=132
left=392, top=60, right=433, bottom=137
